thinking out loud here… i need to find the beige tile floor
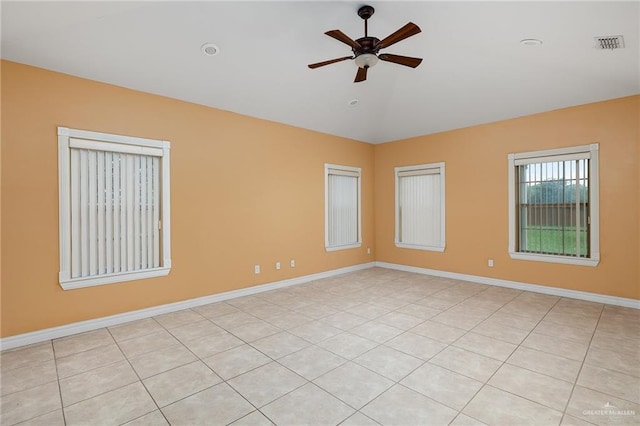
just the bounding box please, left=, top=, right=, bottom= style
left=1, top=268, right=639, bottom=425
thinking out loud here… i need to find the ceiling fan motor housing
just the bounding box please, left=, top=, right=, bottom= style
left=354, top=37, right=381, bottom=56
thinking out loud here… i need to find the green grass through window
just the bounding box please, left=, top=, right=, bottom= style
left=520, top=227, right=588, bottom=257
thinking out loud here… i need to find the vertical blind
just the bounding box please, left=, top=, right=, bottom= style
left=516, top=158, right=589, bottom=258
left=69, top=146, right=161, bottom=278
left=397, top=168, right=442, bottom=247
left=327, top=169, right=359, bottom=247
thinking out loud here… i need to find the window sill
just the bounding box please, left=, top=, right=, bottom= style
left=509, top=252, right=599, bottom=267
left=60, top=267, right=171, bottom=290
left=325, top=243, right=362, bottom=252
left=395, top=242, right=445, bottom=252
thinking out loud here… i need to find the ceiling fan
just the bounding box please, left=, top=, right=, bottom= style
left=308, top=5, right=423, bottom=83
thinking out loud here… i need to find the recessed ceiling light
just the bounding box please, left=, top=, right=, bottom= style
left=201, top=43, right=220, bottom=56
left=348, top=99, right=359, bottom=106
left=520, top=38, right=543, bottom=46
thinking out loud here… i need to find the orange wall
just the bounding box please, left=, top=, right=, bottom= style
left=0, top=63, right=3, bottom=324
left=374, top=96, right=639, bottom=300
left=637, top=98, right=640, bottom=280
left=0, top=61, right=375, bottom=337
left=1, top=60, right=638, bottom=339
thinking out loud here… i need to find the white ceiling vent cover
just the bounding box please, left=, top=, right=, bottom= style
left=595, top=35, right=625, bottom=50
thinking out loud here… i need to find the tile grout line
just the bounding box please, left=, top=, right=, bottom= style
left=53, top=334, right=141, bottom=422
left=51, top=340, right=66, bottom=426
left=449, top=295, right=564, bottom=425
left=168, top=310, right=281, bottom=422
left=244, top=275, right=423, bottom=423
left=223, top=277, right=557, bottom=424
left=120, top=314, right=265, bottom=425
left=558, top=302, right=605, bottom=425
left=280, top=276, right=465, bottom=422
left=191, top=300, right=341, bottom=424
left=52, top=341, right=68, bottom=426
left=106, top=327, right=166, bottom=426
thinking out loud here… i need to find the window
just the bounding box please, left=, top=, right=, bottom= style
left=508, top=144, right=599, bottom=266
left=395, top=163, right=446, bottom=251
left=58, top=127, right=171, bottom=290
left=325, top=164, right=361, bottom=251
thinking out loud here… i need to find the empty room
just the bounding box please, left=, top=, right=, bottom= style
left=1, top=1, right=638, bottom=425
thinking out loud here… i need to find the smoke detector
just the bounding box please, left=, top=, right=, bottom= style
left=595, top=35, right=624, bottom=50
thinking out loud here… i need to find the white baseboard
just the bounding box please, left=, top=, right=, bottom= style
left=4, top=260, right=637, bottom=351
left=0, top=262, right=376, bottom=351
left=376, top=261, right=640, bottom=309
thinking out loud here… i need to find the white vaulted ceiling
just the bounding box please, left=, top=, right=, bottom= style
left=2, top=1, right=638, bottom=143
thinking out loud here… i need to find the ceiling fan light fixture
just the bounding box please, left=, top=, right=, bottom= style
left=354, top=53, right=379, bottom=68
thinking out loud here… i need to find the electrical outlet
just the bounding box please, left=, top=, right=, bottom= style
left=290, top=259, right=295, bottom=268
left=254, top=265, right=260, bottom=274
left=276, top=262, right=281, bottom=270
left=367, top=247, right=371, bottom=254
left=488, top=259, right=494, bottom=267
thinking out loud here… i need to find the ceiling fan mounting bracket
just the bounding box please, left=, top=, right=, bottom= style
left=357, top=5, right=375, bottom=20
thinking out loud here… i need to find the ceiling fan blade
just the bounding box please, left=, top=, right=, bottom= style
left=377, top=22, right=421, bottom=49
left=325, top=30, right=362, bottom=50
left=378, top=53, right=423, bottom=68
left=354, top=67, right=367, bottom=83
left=308, top=56, right=353, bottom=69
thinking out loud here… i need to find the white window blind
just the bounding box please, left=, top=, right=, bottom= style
left=395, top=163, right=446, bottom=251
left=59, top=127, right=171, bottom=289
left=508, top=144, right=599, bottom=266
left=325, top=164, right=361, bottom=251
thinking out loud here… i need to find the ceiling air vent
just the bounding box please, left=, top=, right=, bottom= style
left=595, top=35, right=624, bottom=50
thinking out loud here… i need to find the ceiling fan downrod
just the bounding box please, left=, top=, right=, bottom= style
left=358, top=5, right=375, bottom=37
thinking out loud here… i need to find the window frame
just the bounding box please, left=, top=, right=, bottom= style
left=508, top=143, right=599, bottom=267
left=394, top=162, right=446, bottom=252
left=58, top=126, right=172, bottom=290
left=324, top=163, right=362, bottom=252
